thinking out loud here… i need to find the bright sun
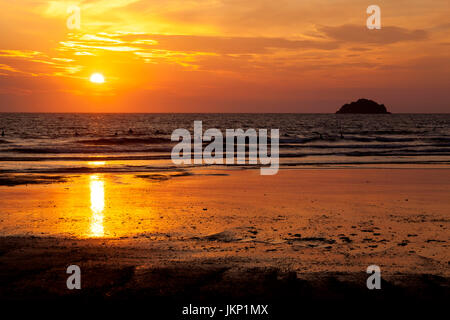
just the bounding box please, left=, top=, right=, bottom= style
left=90, top=73, right=105, bottom=84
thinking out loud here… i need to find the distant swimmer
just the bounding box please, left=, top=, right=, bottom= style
left=337, top=121, right=344, bottom=139
left=128, top=128, right=133, bottom=135
left=1, top=130, right=4, bottom=137
left=114, top=132, right=118, bottom=136
left=74, top=131, right=79, bottom=137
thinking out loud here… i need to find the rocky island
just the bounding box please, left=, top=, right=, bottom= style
left=336, top=98, right=391, bottom=114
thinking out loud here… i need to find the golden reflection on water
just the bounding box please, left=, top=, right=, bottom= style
left=88, top=161, right=106, bottom=166
left=89, top=174, right=105, bottom=237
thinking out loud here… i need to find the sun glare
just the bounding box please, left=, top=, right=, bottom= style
left=90, top=73, right=105, bottom=84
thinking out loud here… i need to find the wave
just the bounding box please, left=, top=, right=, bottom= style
left=280, top=143, right=450, bottom=149
left=1, top=165, right=191, bottom=174
left=279, top=135, right=420, bottom=144
left=0, top=154, right=172, bottom=162
left=2, top=158, right=449, bottom=175
left=76, top=137, right=171, bottom=145
left=427, top=137, right=450, bottom=143
left=342, top=130, right=431, bottom=135
left=3, top=146, right=172, bottom=154
left=283, top=159, right=450, bottom=166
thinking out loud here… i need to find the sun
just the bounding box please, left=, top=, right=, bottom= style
left=89, top=73, right=105, bottom=84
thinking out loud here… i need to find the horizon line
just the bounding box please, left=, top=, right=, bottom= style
left=1, top=111, right=450, bottom=115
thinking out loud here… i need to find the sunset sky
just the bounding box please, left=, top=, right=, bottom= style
left=0, top=0, right=449, bottom=113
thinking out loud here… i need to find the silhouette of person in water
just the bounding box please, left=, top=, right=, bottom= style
left=313, top=131, right=323, bottom=140
left=74, top=131, right=79, bottom=137
left=128, top=128, right=133, bottom=135
left=1, top=129, right=4, bottom=137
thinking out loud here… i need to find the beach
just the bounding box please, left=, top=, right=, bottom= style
left=1, top=168, right=449, bottom=305
left=1, top=0, right=449, bottom=313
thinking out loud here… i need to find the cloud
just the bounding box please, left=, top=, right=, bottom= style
left=0, top=49, right=83, bottom=79
left=319, top=24, right=428, bottom=44
left=43, top=0, right=141, bottom=16
left=117, top=33, right=339, bottom=54
left=0, top=50, right=42, bottom=58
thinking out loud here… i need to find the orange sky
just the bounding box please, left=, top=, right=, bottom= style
left=0, top=0, right=449, bottom=113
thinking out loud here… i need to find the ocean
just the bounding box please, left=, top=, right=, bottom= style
left=0, top=113, right=449, bottom=174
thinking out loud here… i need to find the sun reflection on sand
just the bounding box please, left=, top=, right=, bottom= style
left=89, top=174, right=105, bottom=237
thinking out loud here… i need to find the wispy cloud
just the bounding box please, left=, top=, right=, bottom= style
left=319, top=24, right=428, bottom=44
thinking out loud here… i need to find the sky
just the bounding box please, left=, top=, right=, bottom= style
left=0, top=0, right=449, bottom=113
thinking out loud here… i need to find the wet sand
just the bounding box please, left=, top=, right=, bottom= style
left=0, top=169, right=449, bottom=306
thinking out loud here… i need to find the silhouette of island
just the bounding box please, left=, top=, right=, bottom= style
left=336, top=99, right=390, bottom=114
